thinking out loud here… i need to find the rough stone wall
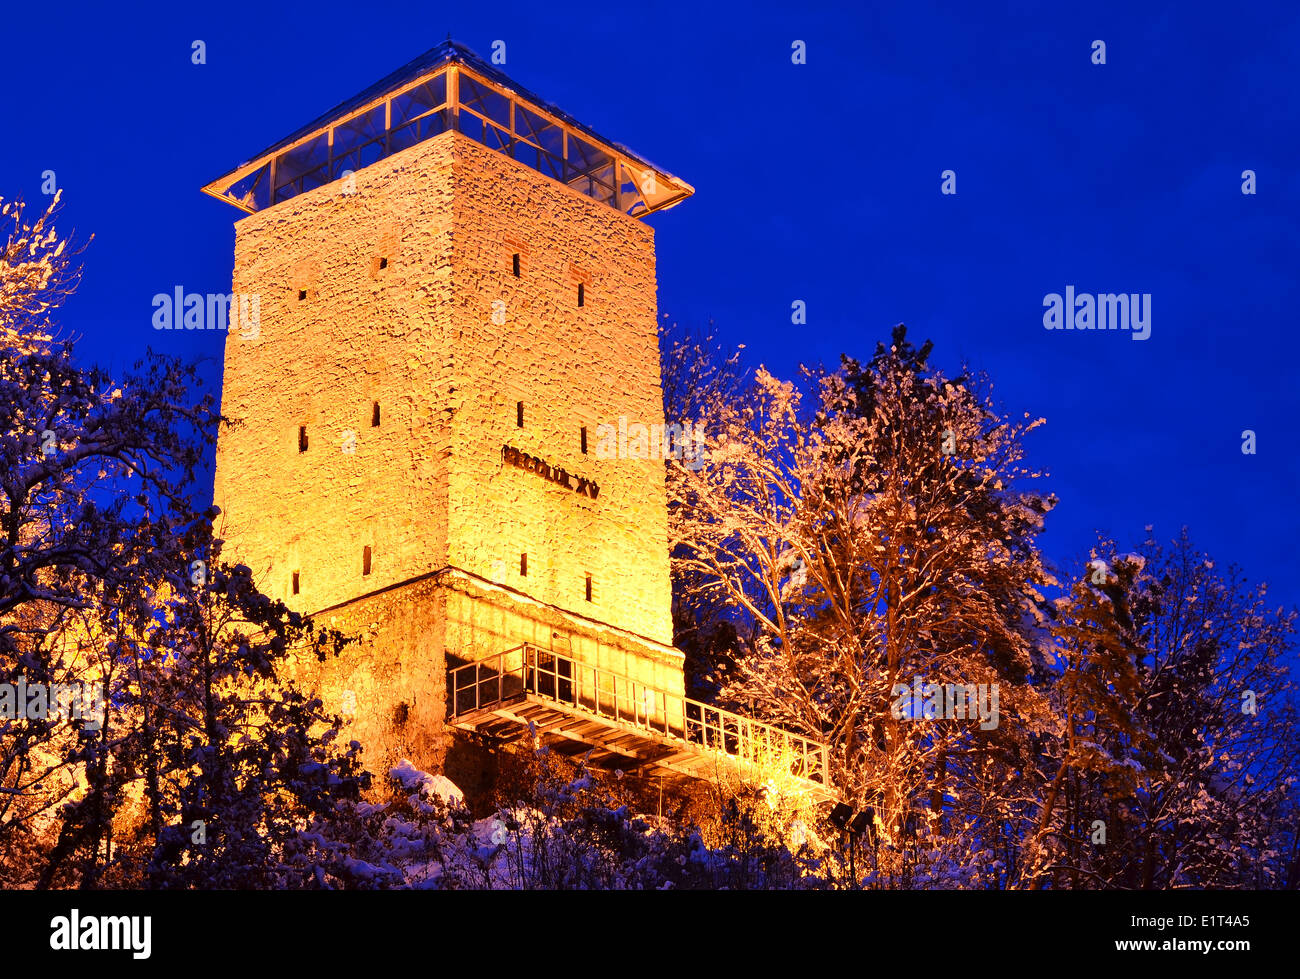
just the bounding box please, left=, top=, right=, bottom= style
left=292, top=577, right=449, bottom=777
left=445, top=134, right=675, bottom=651
left=213, top=134, right=456, bottom=613
left=213, top=126, right=685, bottom=781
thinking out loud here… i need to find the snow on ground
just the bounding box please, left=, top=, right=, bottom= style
left=389, top=758, right=464, bottom=806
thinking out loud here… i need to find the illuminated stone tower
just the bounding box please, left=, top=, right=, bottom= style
left=206, top=41, right=829, bottom=796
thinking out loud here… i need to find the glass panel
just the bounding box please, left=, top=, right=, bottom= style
left=538, top=150, right=564, bottom=181
left=273, top=180, right=300, bottom=204
left=565, top=134, right=611, bottom=178
left=391, top=75, right=447, bottom=126
left=484, top=123, right=511, bottom=153
left=618, top=162, right=641, bottom=211
left=389, top=119, right=420, bottom=153
left=277, top=133, right=329, bottom=184
left=457, top=110, right=485, bottom=143
left=515, top=105, right=563, bottom=159
left=357, top=139, right=385, bottom=168
left=421, top=110, right=450, bottom=140
left=458, top=76, right=510, bottom=127
left=589, top=163, right=616, bottom=195
left=330, top=148, right=361, bottom=180
left=300, top=165, right=329, bottom=193
left=333, top=104, right=385, bottom=158
left=567, top=175, right=590, bottom=196
left=225, top=164, right=271, bottom=211
left=512, top=141, right=538, bottom=169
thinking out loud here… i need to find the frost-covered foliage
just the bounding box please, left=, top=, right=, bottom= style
left=0, top=192, right=88, bottom=346
left=664, top=324, right=1058, bottom=877
left=1029, top=531, right=1300, bottom=889
left=296, top=750, right=834, bottom=890
left=5, top=197, right=1297, bottom=890
left=659, top=319, right=750, bottom=702
left=0, top=195, right=367, bottom=889
left=662, top=320, right=1299, bottom=889
left=123, top=534, right=368, bottom=889
left=0, top=193, right=219, bottom=885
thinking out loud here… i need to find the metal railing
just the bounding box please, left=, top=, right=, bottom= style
left=448, top=644, right=830, bottom=786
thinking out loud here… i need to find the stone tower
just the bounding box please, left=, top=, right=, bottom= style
left=204, top=41, right=697, bottom=779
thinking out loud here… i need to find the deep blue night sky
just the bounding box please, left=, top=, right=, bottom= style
left=4, top=1, right=1297, bottom=607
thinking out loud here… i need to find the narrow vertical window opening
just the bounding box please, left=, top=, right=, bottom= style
left=512, top=253, right=520, bottom=277
left=371, top=402, right=381, bottom=427
left=520, top=553, right=528, bottom=576
left=292, top=572, right=300, bottom=595
left=516, top=401, right=524, bottom=428
left=363, top=545, right=372, bottom=576
left=577, top=283, right=585, bottom=307
left=298, top=426, right=308, bottom=453
left=580, top=426, right=588, bottom=454
left=585, top=575, right=593, bottom=602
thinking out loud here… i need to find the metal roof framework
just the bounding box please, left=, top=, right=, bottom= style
left=201, top=41, right=694, bottom=219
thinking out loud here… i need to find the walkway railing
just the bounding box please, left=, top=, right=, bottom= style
left=448, top=644, right=830, bottom=787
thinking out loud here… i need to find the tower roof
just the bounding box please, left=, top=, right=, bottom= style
left=202, top=39, right=693, bottom=219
